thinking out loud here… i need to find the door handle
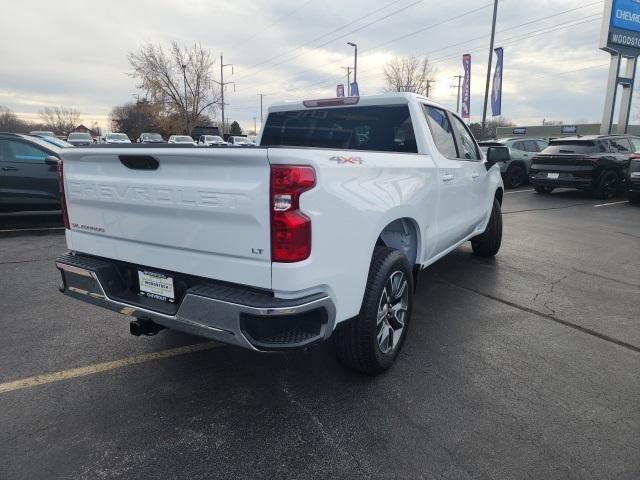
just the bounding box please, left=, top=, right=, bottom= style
left=472, top=172, right=480, bottom=179
left=1, top=166, right=18, bottom=172
left=442, top=173, right=454, bottom=182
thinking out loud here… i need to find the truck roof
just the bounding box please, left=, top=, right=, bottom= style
left=268, top=92, right=446, bottom=113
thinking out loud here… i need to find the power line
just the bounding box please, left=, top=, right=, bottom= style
left=418, top=2, right=602, bottom=60
left=272, top=13, right=604, bottom=99
left=244, top=1, right=496, bottom=90
left=236, top=0, right=424, bottom=83
left=242, top=0, right=601, bottom=96
left=429, top=15, right=602, bottom=64
left=233, top=0, right=315, bottom=51
left=228, top=6, right=604, bottom=111
left=234, top=0, right=408, bottom=81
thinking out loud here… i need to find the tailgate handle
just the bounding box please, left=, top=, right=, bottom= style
left=119, top=155, right=159, bottom=170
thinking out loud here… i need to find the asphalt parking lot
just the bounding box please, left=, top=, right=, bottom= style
left=1, top=188, right=638, bottom=480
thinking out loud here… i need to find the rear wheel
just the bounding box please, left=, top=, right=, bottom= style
left=504, top=163, right=526, bottom=189
left=332, top=247, right=413, bottom=375
left=593, top=170, right=620, bottom=200
left=471, top=198, right=502, bottom=257
left=534, top=185, right=554, bottom=194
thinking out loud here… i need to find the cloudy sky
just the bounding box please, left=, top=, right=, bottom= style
left=0, top=0, right=613, bottom=132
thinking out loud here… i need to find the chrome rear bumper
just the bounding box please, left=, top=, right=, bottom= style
left=56, top=253, right=335, bottom=351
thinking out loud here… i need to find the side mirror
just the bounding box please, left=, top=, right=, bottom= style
left=45, top=156, right=59, bottom=166
left=485, top=146, right=510, bottom=169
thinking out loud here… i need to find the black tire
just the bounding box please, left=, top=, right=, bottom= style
left=471, top=198, right=502, bottom=257
left=332, top=246, right=413, bottom=375
left=593, top=170, right=620, bottom=200
left=629, top=191, right=640, bottom=204
left=534, top=185, right=554, bottom=194
left=504, top=163, right=526, bottom=189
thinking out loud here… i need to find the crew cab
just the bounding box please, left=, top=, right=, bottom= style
left=530, top=135, right=639, bottom=199
left=54, top=93, right=504, bottom=374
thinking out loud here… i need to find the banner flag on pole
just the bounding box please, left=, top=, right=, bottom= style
left=491, top=47, right=503, bottom=117
left=350, top=82, right=359, bottom=97
left=337, top=84, right=345, bottom=97
left=461, top=54, right=471, bottom=119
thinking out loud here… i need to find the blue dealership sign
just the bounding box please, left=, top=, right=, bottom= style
left=611, top=0, right=640, bottom=33
left=601, top=0, right=640, bottom=52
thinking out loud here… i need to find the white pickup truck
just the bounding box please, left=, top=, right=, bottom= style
left=55, top=93, right=504, bottom=374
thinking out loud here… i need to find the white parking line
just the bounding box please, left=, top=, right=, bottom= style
left=504, top=189, right=534, bottom=194
left=593, top=201, right=629, bottom=208
left=0, top=341, right=222, bottom=395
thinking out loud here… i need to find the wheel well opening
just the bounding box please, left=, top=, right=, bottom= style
left=377, top=218, right=419, bottom=266
left=495, top=187, right=503, bottom=205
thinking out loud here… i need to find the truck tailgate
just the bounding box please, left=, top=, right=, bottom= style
left=60, top=147, right=272, bottom=289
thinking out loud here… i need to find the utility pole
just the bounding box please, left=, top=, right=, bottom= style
left=426, top=79, right=435, bottom=98
left=347, top=42, right=358, bottom=84
left=341, top=66, right=352, bottom=87
left=181, top=64, right=188, bottom=134
left=452, top=75, right=463, bottom=113
left=214, top=53, right=234, bottom=136
left=257, top=93, right=267, bottom=128
left=482, top=0, right=499, bottom=132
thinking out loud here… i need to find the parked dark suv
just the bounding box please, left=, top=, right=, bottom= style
left=628, top=153, right=640, bottom=204
left=0, top=133, right=70, bottom=212
left=529, top=135, right=639, bottom=199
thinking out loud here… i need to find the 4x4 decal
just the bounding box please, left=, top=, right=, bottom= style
left=329, top=156, right=363, bottom=165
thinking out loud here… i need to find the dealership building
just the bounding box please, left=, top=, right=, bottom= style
left=496, top=123, right=640, bottom=140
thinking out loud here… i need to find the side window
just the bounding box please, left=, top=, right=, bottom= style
left=610, top=138, right=631, bottom=153
left=422, top=105, right=458, bottom=158
left=631, top=138, right=640, bottom=152
left=0, top=140, right=8, bottom=162
left=524, top=140, right=540, bottom=152
left=450, top=114, right=481, bottom=160
left=536, top=140, right=549, bottom=152
left=8, top=140, right=48, bottom=163
left=511, top=141, right=526, bottom=152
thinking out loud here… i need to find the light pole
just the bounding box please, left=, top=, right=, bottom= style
left=347, top=42, right=357, bottom=85
left=257, top=93, right=266, bottom=129
left=481, top=0, right=499, bottom=133
left=181, top=64, right=188, bottom=134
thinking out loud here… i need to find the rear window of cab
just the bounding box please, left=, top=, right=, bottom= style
left=542, top=141, right=608, bottom=155
left=261, top=105, right=417, bottom=153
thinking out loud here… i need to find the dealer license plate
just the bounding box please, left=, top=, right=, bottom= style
left=138, top=270, right=175, bottom=303
left=547, top=172, right=559, bottom=180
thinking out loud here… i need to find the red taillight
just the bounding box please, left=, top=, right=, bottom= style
left=56, top=160, right=70, bottom=229
left=270, top=165, right=315, bottom=262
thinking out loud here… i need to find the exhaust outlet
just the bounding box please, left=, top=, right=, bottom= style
left=130, top=318, right=165, bottom=336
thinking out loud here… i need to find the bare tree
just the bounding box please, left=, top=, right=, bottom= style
left=39, top=106, right=81, bottom=134
left=0, top=105, right=25, bottom=132
left=383, top=56, right=437, bottom=96
left=469, top=117, right=514, bottom=140
left=128, top=42, right=219, bottom=134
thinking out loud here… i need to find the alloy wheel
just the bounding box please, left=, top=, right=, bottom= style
left=376, top=271, right=409, bottom=354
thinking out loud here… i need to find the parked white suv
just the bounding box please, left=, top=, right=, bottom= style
left=54, top=93, right=503, bottom=374
left=103, top=133, right=131, bottom=144
left=168, top=135, right=197, bottom=145
left=198, top=135, right=227, bottom=146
